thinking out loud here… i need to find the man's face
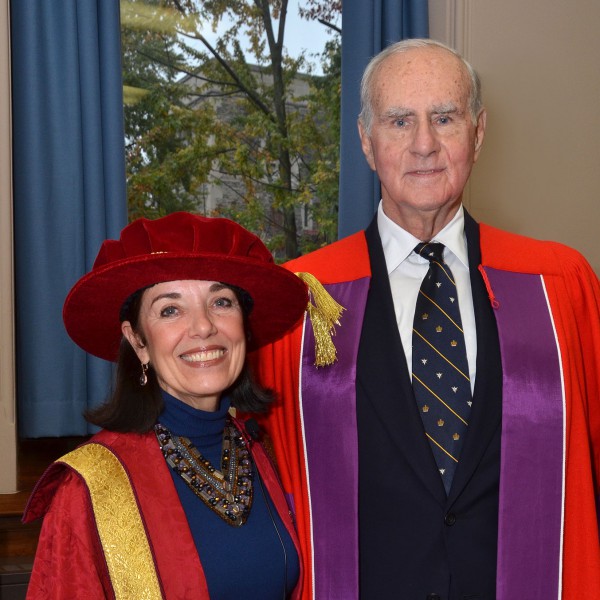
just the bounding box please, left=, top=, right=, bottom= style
left=359, top=47, right=486, bottom=232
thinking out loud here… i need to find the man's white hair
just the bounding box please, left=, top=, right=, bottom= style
left=358, top=38, right=483, bottom=135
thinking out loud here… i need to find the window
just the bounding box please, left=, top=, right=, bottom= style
left=120, top=0, right=341, bottom=260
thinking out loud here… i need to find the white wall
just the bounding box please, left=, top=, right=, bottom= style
left=430, top=0, right=600, bottom=273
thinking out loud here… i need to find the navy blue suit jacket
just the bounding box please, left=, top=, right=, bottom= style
left=356, top=211, right=503, bottom=600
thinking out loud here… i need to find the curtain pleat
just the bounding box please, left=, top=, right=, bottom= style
left=338, top=0, right=429, bottom=238
left=12, top=0, right=127, bottom=437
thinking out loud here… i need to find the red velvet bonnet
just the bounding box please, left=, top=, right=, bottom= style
left=63, top=212, right=308, bottom=361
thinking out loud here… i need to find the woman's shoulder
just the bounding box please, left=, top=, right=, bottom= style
left=22, top=430, right=157, bottom=523
left=22, top=455, right=89, bottom=523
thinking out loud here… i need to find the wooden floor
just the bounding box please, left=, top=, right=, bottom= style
left=0, top=437, right=87, bottom=596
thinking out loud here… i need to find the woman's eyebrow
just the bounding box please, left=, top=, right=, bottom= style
left=149, top=292, right=181, bottom=307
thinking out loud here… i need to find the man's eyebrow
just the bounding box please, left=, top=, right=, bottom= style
left=379, top=107, right=414, bottom=120
left=431, top=103, right=459, bottom=114
left=378, top=104, right=462, bottom=121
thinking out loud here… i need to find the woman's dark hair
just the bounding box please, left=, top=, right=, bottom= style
left=85, top=283, right=273, bottom=434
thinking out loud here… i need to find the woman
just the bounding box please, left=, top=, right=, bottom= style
left=23, top=212, right=308, bottom=599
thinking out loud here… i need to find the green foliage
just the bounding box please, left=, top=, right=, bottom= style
left=121, top=0, right=341, bottom=259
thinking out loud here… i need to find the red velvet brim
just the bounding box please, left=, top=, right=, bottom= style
left=63, top=253, right=308, bottom=361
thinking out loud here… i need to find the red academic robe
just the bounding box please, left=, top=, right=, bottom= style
left=23, top=423, right=303, bottom=600
left=251, top=223, right=600, bottom=600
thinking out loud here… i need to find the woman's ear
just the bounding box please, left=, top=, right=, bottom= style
left=121, top=321, right=149, bottom=364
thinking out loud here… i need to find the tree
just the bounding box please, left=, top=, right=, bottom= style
left=121, top=0, right=341, bottom=259
left=298, top=0, right=342, bottom=31
left=121, top=1, right=217, bottom=219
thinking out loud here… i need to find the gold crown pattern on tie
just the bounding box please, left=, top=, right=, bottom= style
left=411, top=242, right=472, bottom=494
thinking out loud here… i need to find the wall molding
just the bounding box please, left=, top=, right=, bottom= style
left=1, top=0, right=17, bottom=494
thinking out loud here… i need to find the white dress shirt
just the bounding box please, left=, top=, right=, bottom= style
left=377, top=202, right=477, bottom=391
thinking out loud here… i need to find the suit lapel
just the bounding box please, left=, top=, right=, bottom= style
left=358, top=218, right=447, bottom=503
left=357, top=213, right=502, bottom=505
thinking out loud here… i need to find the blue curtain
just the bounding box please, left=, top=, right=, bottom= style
left=338, top=0, right=429, bottom=238
left=11, top=1, right=127, bottom=437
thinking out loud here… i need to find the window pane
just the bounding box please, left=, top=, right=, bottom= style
left=120, top=0, right=341, bottom=260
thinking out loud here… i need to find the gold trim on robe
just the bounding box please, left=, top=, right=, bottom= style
left=60, top=443, right=164, bottom=599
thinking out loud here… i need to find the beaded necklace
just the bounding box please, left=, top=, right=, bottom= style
left=154, top=418, right=254, bottom=527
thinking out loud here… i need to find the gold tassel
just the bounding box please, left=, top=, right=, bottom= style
left=295, top=272, right=345, bottom=367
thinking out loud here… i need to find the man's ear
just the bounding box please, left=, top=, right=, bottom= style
left=473, top=108, right=487, bottom=160
left=121, top=321, right=149, bottom=364
left=358, top=119, right=377, bottom=171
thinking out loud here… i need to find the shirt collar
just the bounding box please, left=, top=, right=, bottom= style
left=378, top=202, right=469, bottom=274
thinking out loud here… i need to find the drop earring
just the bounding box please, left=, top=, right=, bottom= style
left=139, top=362, right=149, bottom=386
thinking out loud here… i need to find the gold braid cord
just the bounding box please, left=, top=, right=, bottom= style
left=295, top=272, right=345, bottom=367
left=60, top=444, right=163, bottom=600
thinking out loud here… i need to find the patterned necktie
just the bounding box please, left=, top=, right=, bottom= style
left=411, top=242, right=472, bottom=494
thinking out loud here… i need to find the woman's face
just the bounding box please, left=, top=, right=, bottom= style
left=122, top=280, right=246, bottom=411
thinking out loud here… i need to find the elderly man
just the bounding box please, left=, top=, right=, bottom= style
left=253, top=39, right=600, bottom=599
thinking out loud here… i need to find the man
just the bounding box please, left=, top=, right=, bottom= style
left=252, top=39, right=600, bottom=599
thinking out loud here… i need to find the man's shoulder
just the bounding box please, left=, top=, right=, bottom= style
left=284, top=230, right=371, bottom=284
left=479, top=223, right=591, bottom=275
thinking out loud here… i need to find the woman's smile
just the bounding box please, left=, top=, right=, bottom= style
left=122, top=280, right=246, bottom=411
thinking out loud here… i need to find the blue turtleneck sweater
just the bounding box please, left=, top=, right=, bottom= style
left=158, top=391, right=299, bottom=599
